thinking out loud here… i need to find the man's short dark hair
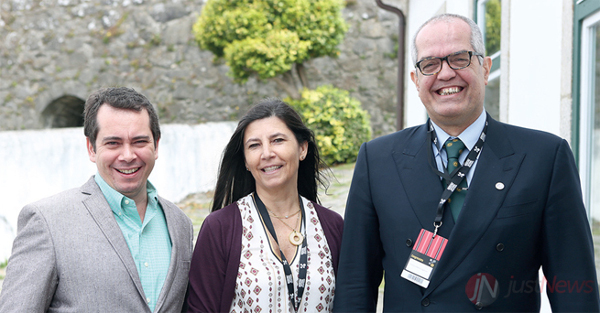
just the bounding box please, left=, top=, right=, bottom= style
left=83, top=87, right=161, bottom=150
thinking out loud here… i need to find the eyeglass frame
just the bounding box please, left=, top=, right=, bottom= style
left=414, top=50, right=484, bottom=76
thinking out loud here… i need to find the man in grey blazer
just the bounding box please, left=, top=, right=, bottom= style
left=0, top=87, right=193, bottom=312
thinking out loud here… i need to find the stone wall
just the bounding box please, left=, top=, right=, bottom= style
left=0, top=0, right=406, bottom=136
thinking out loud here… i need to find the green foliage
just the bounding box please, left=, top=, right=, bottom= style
left=287, top=85, right=372, bottom=165
left=193, top=0, right=348, bottom=82
left=484, top=0, right=501, bottom=55
left=225, top=30, right=310, bottom=82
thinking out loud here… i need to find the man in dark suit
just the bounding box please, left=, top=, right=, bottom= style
left=0, top=87, right=193, bottom=312
left=333, top=13, right=600, bottom=312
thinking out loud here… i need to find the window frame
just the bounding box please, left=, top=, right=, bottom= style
left=574, top=0, right=600, bottom=219
left=474, top=0, right=502, bottom=120
left=573, top=0, right=600, bottom=162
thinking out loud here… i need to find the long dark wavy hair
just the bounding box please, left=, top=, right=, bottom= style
left=211, top=98, right=330, bottom=212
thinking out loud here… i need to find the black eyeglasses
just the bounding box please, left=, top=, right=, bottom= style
left=415, top=51, right=484, bottom=76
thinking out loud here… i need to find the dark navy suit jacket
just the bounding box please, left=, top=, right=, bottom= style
left=333, top=116, right=600, bottom=312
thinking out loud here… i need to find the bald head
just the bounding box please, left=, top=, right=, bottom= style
left=411, top=14, right=485, bottom=65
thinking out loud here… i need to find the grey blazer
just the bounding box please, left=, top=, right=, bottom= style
left=0, top=177, right=194, bottom=313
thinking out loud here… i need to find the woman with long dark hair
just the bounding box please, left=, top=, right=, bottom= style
left=186, top=98, right=343, bottom=312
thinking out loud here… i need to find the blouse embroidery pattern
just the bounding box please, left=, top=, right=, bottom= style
left=230, top=194, right=336, bottom=313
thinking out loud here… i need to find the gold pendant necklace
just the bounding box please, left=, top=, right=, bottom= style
left=288, top=229, right=304, bottom=246
left=271, top=210, right=304, bottom=246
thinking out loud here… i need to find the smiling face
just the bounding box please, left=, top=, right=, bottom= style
left=243, top=116, right=308, bottom=197
left=410, top=18, right=492, bottom=135
left=87, top=104, right=159, bottom=203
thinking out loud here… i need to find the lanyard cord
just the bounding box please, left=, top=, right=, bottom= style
left=426, top=118, right=488, bottom=236
left=253, top=193, right=308, bottom=312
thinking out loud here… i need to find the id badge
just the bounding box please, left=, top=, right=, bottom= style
left=401, top=229, right=448, bottom=288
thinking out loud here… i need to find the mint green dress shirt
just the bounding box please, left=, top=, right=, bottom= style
left=95, top=174, right=172, bottom=312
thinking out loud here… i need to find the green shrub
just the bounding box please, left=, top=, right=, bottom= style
left=287, top=85, right=372, bottom=165
left=192, top=0, right=348, bottom=83
left=224, top=29, right=310, bottom=83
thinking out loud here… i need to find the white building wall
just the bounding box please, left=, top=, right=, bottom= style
left=505, top=0, right=563, bottom=135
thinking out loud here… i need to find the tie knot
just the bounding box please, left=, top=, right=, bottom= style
left=444, top=138, right=465, bottom=159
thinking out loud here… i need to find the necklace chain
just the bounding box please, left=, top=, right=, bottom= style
left=268, top=208, right=301, bottom=219
left=256, top=195, right=304, bottom=246
left=268, top=209, right=301, bottom=232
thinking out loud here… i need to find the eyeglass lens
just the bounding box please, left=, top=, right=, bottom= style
left=419, top=51, right=472, bottom=75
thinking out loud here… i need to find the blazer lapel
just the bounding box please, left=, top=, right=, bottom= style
left=393, top=124, right=455, bottom=237
left=153, top=198, right=179, bottom=312
left=80, top=177, right=147, bottom=301
left=424, top=117, right=525, bottom=296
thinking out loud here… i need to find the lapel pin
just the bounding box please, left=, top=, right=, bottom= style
left=495, top=182, right=505, bottom=190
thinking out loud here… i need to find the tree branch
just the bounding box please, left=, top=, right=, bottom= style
left=296, top=63, right=310, bottom=90
left=272, top=73, right=300, bottom=100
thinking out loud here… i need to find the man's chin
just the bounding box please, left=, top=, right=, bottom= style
left=115, top=184, right=145, bottom=199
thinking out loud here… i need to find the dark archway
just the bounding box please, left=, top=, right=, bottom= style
left=41, top=95, right=85, bottom=128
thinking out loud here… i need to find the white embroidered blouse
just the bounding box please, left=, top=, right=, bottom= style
left=229, top=194, right=336, bottom=313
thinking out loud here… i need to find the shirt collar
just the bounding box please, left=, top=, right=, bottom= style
left=431, top=109, right=487, bottom=152
left=94, top=173, right=158, bottom=215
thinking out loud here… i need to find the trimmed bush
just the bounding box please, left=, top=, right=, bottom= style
left=287, top=85, right=372, bottom=165
left=192, top=0, right=348, bottom=83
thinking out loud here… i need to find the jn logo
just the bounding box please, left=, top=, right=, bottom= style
left=465, top=273, right=499, bottom=307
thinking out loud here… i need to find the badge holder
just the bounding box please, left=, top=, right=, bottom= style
left=401, top=119, right=488, bottom=288
left=401, top=228, right=448, bottom=288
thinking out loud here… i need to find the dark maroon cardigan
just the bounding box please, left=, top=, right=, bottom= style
left=186, top=200, right=344, bottom=313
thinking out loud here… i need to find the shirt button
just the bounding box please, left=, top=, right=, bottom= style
left=144, top=262, right=149, bottom=267
left=146, top=297, right=151, bottom=303
left=125, top=200, right=130, bottom=205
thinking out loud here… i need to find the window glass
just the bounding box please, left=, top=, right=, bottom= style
left=484, top=76, right=500, bottom=120
left=477, top=0, right=501, bottom=120
left=484, top=0, right=501, bottom=56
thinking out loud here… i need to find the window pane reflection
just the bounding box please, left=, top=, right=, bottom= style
left=484, top=77, right=500, bottom=120
left=485, top=0, right=501, bottom=56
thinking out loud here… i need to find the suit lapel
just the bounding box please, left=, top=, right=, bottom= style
left=154, top=198, right=178, bottom=312
left=80, top=177, right=147, bottom=302
left=393, top=125, right=455, bottom=238
left=424, top=117, right=525, bottom=296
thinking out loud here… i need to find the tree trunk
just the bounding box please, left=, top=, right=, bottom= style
left=272, top=72, right=300, bottom=100
left=295, top=63, right=309, bottom=90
